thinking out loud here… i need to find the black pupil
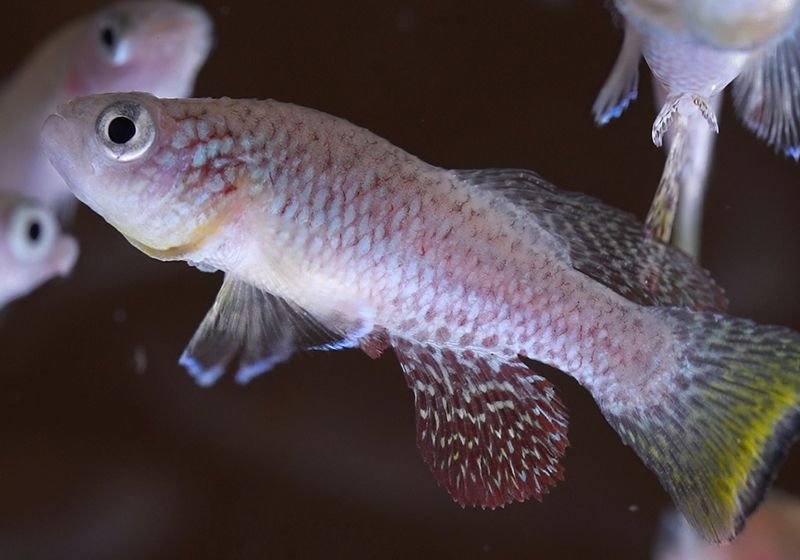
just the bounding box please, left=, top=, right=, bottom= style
left=27, top=220, right=41, bottom=243
left=108, top=116, right=136, bottom=144
left=101, top=26, right=116, bottom=49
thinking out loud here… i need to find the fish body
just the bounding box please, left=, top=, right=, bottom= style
left=0, top=1, right=213, bottom=209
left=0, top=193, right=77, bottom=309
left=42, top=92, right=800, bottom=543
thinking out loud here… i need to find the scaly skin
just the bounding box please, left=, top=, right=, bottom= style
left=45, top=94, right=676, bottom=406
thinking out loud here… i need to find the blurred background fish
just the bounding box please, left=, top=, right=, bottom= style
left=654, top=491, right=800, bottom=560
left=0, top=1, right=212, bottom=310
left=0, top=0, right=213, bottom=210
left=594, top=0, right=800, bottom=256
left=0, top=193, right=76, bottom=309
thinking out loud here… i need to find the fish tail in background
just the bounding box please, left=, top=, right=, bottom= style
left=671, top=96, right=721, bottom=260
left=645, top=117, right=687, bottom=244
left=601, top=308, right=800, bottom=543
left=650, top=81, right=722, bottom=259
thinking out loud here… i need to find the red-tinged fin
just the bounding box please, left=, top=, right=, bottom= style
left=392, top=337, right=569, bottom=508
left=732, top=23, right=800, bottom=160
left=601, top=308, right=800, bottom=543
left=454, top=169, right=728, bottom=312
left=179, top=277, right=372, bottom=386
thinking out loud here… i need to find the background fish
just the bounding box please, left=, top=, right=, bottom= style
left=0, top=193, right=77, bottom=310
left=42, top=91, right=800, bottom=543
left=593, top=0, right=800, bottom=256
left=654, top=491, right=800, bottom=560
left=0, top=0, right=213, bottom=210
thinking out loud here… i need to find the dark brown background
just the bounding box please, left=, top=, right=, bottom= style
left=1, top=1, right=799, bottom=558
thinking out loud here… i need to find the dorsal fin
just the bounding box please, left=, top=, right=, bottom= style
left=453, top=169, right=728, bottom=312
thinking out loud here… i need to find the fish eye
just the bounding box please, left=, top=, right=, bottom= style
left=96, top=101, right=156, bottom=162
left=8, top=205, right=57, bottom=263
left=96, top=10, right=130, bottom=65
left=100, top=25, right=116, bottom=50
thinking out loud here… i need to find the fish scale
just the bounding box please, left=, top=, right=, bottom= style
left=43, top=91, right=800, bottom=543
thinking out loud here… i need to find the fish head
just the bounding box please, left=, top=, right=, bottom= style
left=0, top=195, right=78, bottom=309
left=68, top=1, right=213, bottom=98
left=42, top=92, right=226, bottom=259
left=681, top=0, right=800, bottom=50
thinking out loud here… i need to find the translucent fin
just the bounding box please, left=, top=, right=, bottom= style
left=732, top=26, right=800, bottom=160
left=453, top=169, right=728, bottom=312
left=593, top=23, right=641, bottom=125
left=670, top=93, right=722, bottom=260
left=653, top=94, right=718, bottom=147
left=392, top=337, right=569, bottom=508
left=179, top=277, right=369, bottom=386
left=645, top=117, right=689, bottom=243
left=603, top=308, right=800, bottom=543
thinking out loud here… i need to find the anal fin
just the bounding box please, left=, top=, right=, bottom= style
left=180, top=277, right=372, bottom=386
left=392, top=337, right=569, bottom=507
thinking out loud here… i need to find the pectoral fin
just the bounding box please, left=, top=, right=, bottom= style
left=732, top=26, right=800, bottom=160
left=392, top=337, right=569, bottom=508
left=180, top=277, right=372, bottom=386
left=593, top=23, right=641, bottom=125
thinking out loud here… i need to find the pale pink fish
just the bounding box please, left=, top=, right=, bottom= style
left=595, top=0, right=800, bottom=151
left=655, top=492, right=800, bottom=560
left=0, top=193, right=77, bottom=309
left=0, top=1, right=213, bottom=209
left=42, top=92, right=800, bottom=543
left=593, top=0, right=800, bottom=255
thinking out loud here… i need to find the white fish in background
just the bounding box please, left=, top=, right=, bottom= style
left=0, top=0, right=213, bottom=209
left=593, top=0, right=800, bottom=255
left=42, top=91, right=800, bottom=543
left=0, top=193, right=77, bottom=309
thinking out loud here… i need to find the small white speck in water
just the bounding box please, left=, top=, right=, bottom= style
left=133, top=345, right=148, bottom=375
left=113, top=308, right=127, bottom=324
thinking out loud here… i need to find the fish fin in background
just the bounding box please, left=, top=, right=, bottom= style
left=601, top=308, right=800, bottom=543
left=645, top=117, right=688, bottom=244
left=180, top=277, right=370, bottom=386
left=453, top=169, right=728, bottom=312
left=732, top=23, right=800, bottom=160
left=592, top=22, right=641, bottom=125
left=392, top=337, right=569, bottom=508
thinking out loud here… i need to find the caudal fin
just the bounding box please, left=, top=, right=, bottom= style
left=602, top=308, right=800, bottom=543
